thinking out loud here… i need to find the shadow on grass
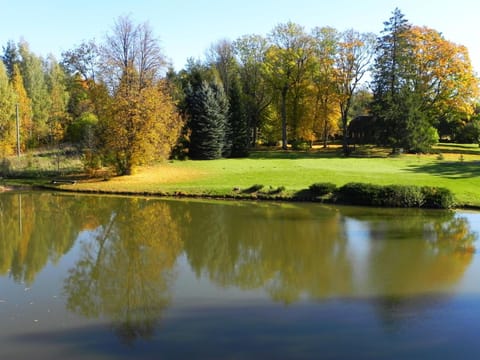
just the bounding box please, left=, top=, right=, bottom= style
left=406, top=161, right=480, bottom=179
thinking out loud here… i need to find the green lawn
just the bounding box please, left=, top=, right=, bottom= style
left=61, top=145, right=480, bottom=207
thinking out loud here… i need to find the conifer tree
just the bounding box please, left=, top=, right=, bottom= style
left=186, top=81, right=228, bottom=160
left=227, top=76, right=249, bottom=157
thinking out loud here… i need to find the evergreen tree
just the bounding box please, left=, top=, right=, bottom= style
left=2, top=40, right=19, bottom=80
left=227, top=76, right=249, bottom=157
left=371, top=8, right=438, bottom=152
left=186, top=81, right=228, bottom=160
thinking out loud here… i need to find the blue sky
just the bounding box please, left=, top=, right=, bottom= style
left=2, top=0, right=480, bottom=72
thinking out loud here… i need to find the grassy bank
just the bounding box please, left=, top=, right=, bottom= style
left=22, top=144, right=478, bottom=208
left=2, top=144, right=479, bottom=207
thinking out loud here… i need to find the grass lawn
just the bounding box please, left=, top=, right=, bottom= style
left=56, top=144, right=480, bottom=207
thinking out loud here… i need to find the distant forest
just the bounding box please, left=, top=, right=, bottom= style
left=1, top=8, right=478, bottom=174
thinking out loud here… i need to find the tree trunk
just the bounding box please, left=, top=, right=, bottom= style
left=281, top=86, right=288, bottom=150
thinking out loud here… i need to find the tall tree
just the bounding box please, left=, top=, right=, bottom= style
left=335, top=29, right=375, bottom=155
left=100, top=15, right=165, bottom=92
left=371, top=8, right=436, bottom=152
left=103, top=69, right=182, bottom=174
left=234, top=34, right=271, bottom=146
left=99, top=16, right=180, bottom=174
left=227, top=75, right=249, bottom=157
left=46, top=55, right=70, bottom=144
left=266, top=22, right=313, bottom=149
left=0, top=61, right=17, bottom=155
left=11, top=64, right=33, bottom=150
left=310, top=27, right=341, bottom=147
left=18, top=41, right=51, bottom=146
left=185, top=81, right=228, bottom=160
left=2, top=40, right=19, bottom=80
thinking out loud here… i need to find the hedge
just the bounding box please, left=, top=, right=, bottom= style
left=332, top=182, right=455, bottom=209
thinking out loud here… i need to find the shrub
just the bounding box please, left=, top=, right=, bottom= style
left=379, top=185, right=425, bottom=208
left=421, top=186, right=455, bottom=209
left=309, top=183, right=337, bottom=197
left=335, top=182, right=455, bottom=209
left=335, top=183, right=383, bottom=206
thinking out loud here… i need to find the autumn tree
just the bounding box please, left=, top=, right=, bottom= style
left=266, top=22, right=313, bottom=149
left=0, top=61, right=16, bottom=155
left=310, top=27, right=341, bottom=147
left=98, top=16, right=182, bottom=175
left=335, top=29, right=375, bottom=155
left=18, top=41, right=51, bottom=146
left=45, top=55, right=70, bottom=144
left=372, top=9, right=437, bottom=152
left=406, top=26, right=479, bottom=133
left=11, top=64, right=33, bottom=151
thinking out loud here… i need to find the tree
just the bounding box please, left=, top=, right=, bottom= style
left=46, top=55, right=70, bottom=144
left=227, top=75, right=249, bottom=157
left=18, top=41, right=51, bottom=146
left=372, top=9, right=477, bottom=152
left=0, top=61, right=16, bottom=155
left=266, top=22, right=313, bottom=149
left=406, top=26, right=479, bottom=127
left=234, top=34, right=271, bottom=146
left=185, top=81, right=229, bottom=160
left=98, top=16, right=181, bottom=174
left=103, top=69, right=182, bottom=174
left=2, top=40, right=19, bottom=80
left=100, top=15, right=165, bottom=92
left=310, top=27, right=341, bottom=147
left=335, top=29, right=375, bottom=155
left=11, top=64, right=33, bottom=151
left=61, top=40, right=99, bottom=82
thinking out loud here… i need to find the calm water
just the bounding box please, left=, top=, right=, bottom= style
left=0, top=192, right=479, bottom=359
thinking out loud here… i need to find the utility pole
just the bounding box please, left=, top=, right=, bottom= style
left=15, top=103, right=20, bottom=157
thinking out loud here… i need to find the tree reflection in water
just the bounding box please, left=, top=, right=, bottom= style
left=63, top=197, right=182, bottom=345
left=0, top=194, right=477, bottom=344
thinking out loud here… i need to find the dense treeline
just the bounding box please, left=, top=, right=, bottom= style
left=1, top=8, right=479, bottom=174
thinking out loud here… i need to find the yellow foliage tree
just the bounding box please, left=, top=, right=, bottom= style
left=103, top=68, right=182, bottom=175
left=11, top=64, right=33, bottom=150
left=406, top=26, right=479, bottom=120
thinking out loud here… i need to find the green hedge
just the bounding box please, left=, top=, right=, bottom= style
left=333, top=182, right=455, bottom=209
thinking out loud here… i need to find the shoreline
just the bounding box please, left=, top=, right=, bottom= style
left=2, top=183, right=478, bottom=211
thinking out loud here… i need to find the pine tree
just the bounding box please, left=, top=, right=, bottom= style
left=227, top=76, right=249, bottom=157
left=371, top=8, right=437, bottom=152
left=186, top=81, right=228, bottom=160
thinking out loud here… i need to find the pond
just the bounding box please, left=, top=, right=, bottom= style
left=0, top=192, right=479, bottom=359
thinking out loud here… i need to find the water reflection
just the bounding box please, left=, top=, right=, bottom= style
left=63, top=198, right=182, bottom=345
left=0, top=193, right=478, bottom=346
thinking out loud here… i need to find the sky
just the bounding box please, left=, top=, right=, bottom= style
left=2, top=0, right=480, bottom=73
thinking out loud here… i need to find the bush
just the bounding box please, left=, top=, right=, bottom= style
left=309, top=183, right=337, bottom=197
left=335, top=183, right=383, bottom=206
left=379, top=185, right=425, bottom=208
left=421, top=186, right=455, bottom=209
left=335, top=182, right=455, bottom=209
